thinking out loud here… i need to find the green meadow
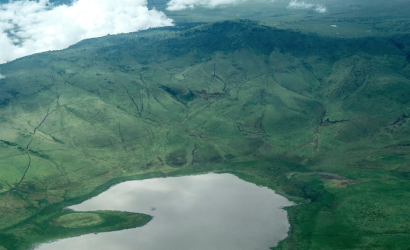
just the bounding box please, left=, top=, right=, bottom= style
left=0, top=17, right=410, bottom=249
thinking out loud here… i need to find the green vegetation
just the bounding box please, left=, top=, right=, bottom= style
left=1, top=209, right=151, bottom=250
left=53, top=213, right=103, bottom=228
left=1, top=19, right=410, bottom=249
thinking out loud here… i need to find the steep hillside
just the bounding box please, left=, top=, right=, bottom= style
left=1, top=20, right=410, bottom=249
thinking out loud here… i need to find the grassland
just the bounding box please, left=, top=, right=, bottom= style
left=2, top=209, right=151, bottom=250
left=0, top=19, right=410, bottom=249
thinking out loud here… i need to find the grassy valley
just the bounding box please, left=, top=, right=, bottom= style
left=0, top=20, right=410, bottom=249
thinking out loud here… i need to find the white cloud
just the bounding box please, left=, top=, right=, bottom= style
left=0, top=0, right=174, bottom=64
left=287, top=0, right=326, bottom=13
left=0, top=73, right=5, bottom=79
left=166, top=0, right=325, bottom=13
left=315, top=4, right=327, bottom=13
left=166, top=0, right=276, bottom=11
left=287, top=0, right=313, bottom=9
left=167, top=0, right=244, bottom=10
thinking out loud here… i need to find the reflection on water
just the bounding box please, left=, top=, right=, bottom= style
left=35, top=173, right=294, bottom=250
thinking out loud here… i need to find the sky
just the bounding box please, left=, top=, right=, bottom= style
left=0, top=0, right=327, bottom=66
left=166, top=0, right=326, bottom=12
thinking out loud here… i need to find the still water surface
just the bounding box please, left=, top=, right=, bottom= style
left=36, top=173, right=294, bottom=250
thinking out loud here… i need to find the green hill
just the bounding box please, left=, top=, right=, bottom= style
left=1, top=20, right=410, bottom=249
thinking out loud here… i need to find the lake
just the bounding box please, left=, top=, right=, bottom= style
left=35, top=173, right=294, bottom=250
